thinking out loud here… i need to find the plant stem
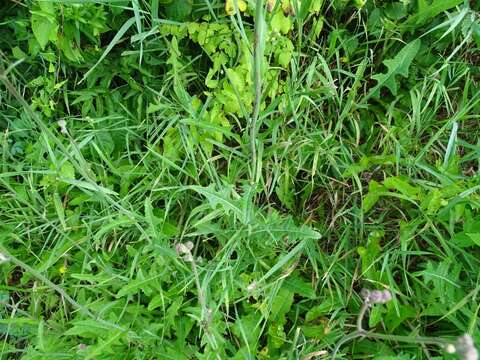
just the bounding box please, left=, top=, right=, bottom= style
left=332, top=331, right=364, bottom=359
left=356, top=302, right=369, bottom=332
left=362, top=331, right=451, bottom=347
left=251, top=0, right=265, bottom=183
left=332, top=299, right=453, bottom=359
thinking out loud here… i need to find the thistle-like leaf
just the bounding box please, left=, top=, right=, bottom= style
left=369, top=39, right=421, bottom=97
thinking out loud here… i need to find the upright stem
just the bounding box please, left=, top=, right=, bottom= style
left=251, top=0, right=264, bottom=183
left=356, top=302, right=369, bottom=332
left=189, top=258, right=221, bottom=359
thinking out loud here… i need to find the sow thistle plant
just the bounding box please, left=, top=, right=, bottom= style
left=334, top=289, right=478, bottom=360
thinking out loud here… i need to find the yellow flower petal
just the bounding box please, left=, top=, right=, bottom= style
left=225, top=0, right=246, bottom=15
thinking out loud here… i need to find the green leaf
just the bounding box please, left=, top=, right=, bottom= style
left=278, top=51, right=291, bottom=68
left=0, top=318, right=38, bottom=337
left=384, top=2, right=407, bottom=20
left=270, top=288, right=294, bottom=323
left=275, top=169, right=294, bottom=210
left=231, top=312, right=262, bottom=347
left=283, top=274, right=316, bottom=299
left=369, top=39, right=420, bottom=97
left=37, top=1, right=55, bottom=13
left=225, top=68, right=244, bottom=92
left=383, top=176, right=419, bottom=198
left=473, top=22, right=480, bottom=48
left=268, top=322, right=287, bottom=348
left=80, top=16, right=136, bottom=83
left=384, top=304, right=417, bottom=332
left=148, top=294, right=165, bottom=311
left=165, top=0, right=192, bottom=21
left=163, top=127, right=182, bottom=161
left=64, top=319, right=115, bottom=337
left=60, top=161, right=75, bottom=180
left=305, top=299, right=338, bottom=322
left=257, top=240, right=309, bottom=283
left=187, top=184, right=243, bottom=219
left=301, top=324, right=329, bottom=339
left=163, top=298, right=183, bottom=337
left=466, top=233, right=480, bottom=246
left=373, top=355, right=411, bottom=360
left=271, top=10, right=292, bottom=35
left=298, top=0, right=313, bottom=20
left=402, top=0, right=463, bottom=29
left=358, top=231, right=383, bottom=279
left=116, top=272, right=156, bottom=298
left=363, top=180, right=386, bottom=213
left=31, top=13, right=58, bottom=50
left=53, top=192, right=66, bottom=230
left=12, top=46, right=27, bottom=59
left=310, top=0, right=324, bottom=13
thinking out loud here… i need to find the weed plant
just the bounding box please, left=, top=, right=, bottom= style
left=1, top=0, right=480, bottom=358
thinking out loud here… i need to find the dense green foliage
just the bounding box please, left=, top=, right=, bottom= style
left=1, top=0, right=480, bottom=358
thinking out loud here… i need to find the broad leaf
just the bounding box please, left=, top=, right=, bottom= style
left=369, top=39, right=420, bottom=97
left=165, top=0, right=192, bottom=21
left=31, top=13, right=58, bottom=50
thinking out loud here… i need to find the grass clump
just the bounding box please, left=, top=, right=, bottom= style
left=1, top=0, right=480, bottom=359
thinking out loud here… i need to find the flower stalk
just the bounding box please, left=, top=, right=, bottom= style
left=332, top=289, right=478, bottom=360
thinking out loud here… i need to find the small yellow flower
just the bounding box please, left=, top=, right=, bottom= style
left=59, top=265, right=67, bottom=274
left=225, top=0, right=247, bottom=15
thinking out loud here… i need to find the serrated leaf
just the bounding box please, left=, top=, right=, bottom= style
left=116, top=273, right=156, bottom=298
left=369, top=39, right=420, bottom=97
left=0, top=318, right=38, bottom=337
left=188, top=184, right=243, bottom=218
left=64, top=319, right=114, bottom=337
left=383, top=176, right=420, bottom=198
